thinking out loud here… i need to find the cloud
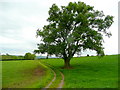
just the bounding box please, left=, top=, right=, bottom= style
left=0, top=0, right=118, bottom=55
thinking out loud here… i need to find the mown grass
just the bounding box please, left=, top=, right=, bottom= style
left=2, top=60, right=54, bottom=88
left=40, top=61, right=62, bottom=88
left=41, top=55, right=118, bottom=88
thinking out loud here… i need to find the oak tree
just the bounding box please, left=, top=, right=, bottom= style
left=34, top=2, right=114, bottom=68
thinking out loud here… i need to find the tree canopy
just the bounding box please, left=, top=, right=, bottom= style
left=24, top=53, right=36, bottom=60
left=34, top=1, right=114, bottom=68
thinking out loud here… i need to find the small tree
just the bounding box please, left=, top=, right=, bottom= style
left=24, top=53, right=36, bottom=60
left=87, top=54, right=89, bottom=57
left=34, top=1, right=114, bottom=68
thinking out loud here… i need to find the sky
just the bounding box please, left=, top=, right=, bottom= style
left=0, top=0, right=119, bottom=56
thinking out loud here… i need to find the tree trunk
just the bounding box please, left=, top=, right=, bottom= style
left=64, top=59, right=71, bottom=69
left=46, top=54, right=48, bottom=59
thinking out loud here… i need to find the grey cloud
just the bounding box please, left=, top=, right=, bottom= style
left=0, top=41, right=37, bottom=55
left=0, top=0, right=118, bottom=55
left=0, top=2, right=48, bottom=38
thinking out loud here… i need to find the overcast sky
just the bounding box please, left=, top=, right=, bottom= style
left=0, top=0, right=119, bottom=56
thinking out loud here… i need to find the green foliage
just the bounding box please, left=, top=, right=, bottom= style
left=2, top=55, right=24, bottom=60
left=34, top=1, right=114, bottom=67
left=24, top=53, right=36, bottom=60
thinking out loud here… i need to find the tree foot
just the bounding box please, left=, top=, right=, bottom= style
left=61, top=66, right=73, bottom=69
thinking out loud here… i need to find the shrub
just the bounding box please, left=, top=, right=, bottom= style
left=24, top=53, right=36, bottom=60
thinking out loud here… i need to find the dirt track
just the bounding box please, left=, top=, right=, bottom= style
left=58, top=72, right=64, bottom=88
left=40, top=62, right=64, bottom=88
left=45, top=68, right=56, bottom=88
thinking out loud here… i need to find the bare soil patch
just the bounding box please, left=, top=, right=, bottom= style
left=33, top=67, right=45, bottom=76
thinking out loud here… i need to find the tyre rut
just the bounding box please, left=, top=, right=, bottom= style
left=40, top=61, right=64, bottom=88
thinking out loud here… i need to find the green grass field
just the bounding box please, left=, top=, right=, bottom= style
left=2, top=60, right=54, bottom=88
left=2, top=55, right=118, bottom=88
left=41, top=55, right=118, bottom=88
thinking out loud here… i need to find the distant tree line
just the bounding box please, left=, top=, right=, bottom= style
left=1, top=53, right=36, bottom=61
